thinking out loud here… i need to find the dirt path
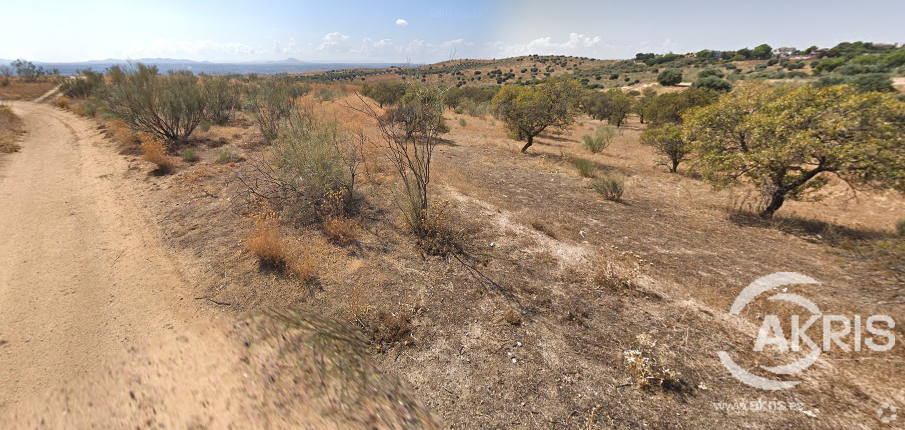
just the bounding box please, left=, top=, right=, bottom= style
left=0, top=100, right=197, bottom=404
left=0, top=101, right=437, bottom=429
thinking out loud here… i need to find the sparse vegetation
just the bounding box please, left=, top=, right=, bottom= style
left=244, top=209, right=286, bottom=268
left=573, top=158, right=595, bottom=178
left=0, top=105, right=25, bottom=153
left=592, top=174, right=626, bottom=201
left=139, top=136, right=176, bottom=173
left=581, top=125, right=617, bottom=153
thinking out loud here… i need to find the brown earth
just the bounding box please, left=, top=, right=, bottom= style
left=0, top=101, right=437, bottom=429
left=94, top=89, right=903, bottom=429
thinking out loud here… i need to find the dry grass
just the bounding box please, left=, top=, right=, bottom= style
left=0, top=79, right=56, bottom=100
left=55, top=96, right=71, bottom=109
left=286, top=246, right=318, bottom=284
left=105, top=120, right=141, bottom=146
left=623, top=333, right=685, bottom=391
left=244, top=209, right=287, bottom=268
left=0, top=105, right=25, bottom=153
left=322, top=216, right=360, bottom=246
left=140, top=136, right=176, bottom=173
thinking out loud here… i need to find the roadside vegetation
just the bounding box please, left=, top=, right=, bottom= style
left=8, top=43, right=904, bottom=427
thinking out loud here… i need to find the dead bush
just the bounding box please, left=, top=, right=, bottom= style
left=55, top=96, right=71, bottom=109
left=0, top=105, right=24, bottom=153
left=623, top=333, right=685, bottom=391
left=417, top=200, right=463, bottom=256
left=365, top=309, right=414, bottom=350
left=322, top=216, right=360, bottom=246
left=593, top=249, right=648, bottom=293
left=287, top=246, right=317, bottom=284
left=244, top=209, right=287, bottom=268
left=140, top=136, right=176, bottom=173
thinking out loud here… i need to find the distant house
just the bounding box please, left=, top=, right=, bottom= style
left=775, top=47, right=797, bottom=57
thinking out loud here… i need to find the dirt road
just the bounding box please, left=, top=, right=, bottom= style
left=0, top=101, right=436, bottom=428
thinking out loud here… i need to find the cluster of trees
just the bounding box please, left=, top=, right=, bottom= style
left=1, top=59, right=59, bottom=84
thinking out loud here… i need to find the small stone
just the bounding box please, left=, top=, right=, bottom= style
left=516, top=342, right=522, bottom=347
left=490, top=242, right=496, bottom=247
left=25, top=337, right=30, bottom=343
left=511, top=358, right=517, bottom=364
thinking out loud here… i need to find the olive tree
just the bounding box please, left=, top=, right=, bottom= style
left=685, top=83, right=905, bottom=218
left=491, top=78, right=582, bottom=152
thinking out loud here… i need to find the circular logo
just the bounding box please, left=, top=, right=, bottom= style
left=718, top=272, right=822, bottom=390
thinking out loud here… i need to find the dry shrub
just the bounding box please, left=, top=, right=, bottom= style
left=69, top=104, right=86, bottom=116
left=418, top=200, right=463, bottom=256
left=287, top=246, right=317, bottom=283
left=140, top=136, right=176, bottom=173
left=503, top=309, right=522, bottom=326
left=323, top=216, right=360, bottom=246
left=593, top=249, right=648, bottom=293
left=365, top=309, right=413, bottom=350
left=55, top=96, right=71, bottom=109
left=244, top=209, right=286, bottom=268
left=106, top=120, right=140, bottom=145
left=0, top=105, right=24, bottom=153
left=623, top=333, right=685, bottom=391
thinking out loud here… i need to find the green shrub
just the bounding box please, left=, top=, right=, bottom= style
left=104, top=64, right=206, bottom=143
left=198, top=120, right=212, bottom=133
left=182, top=147, right=199, bottom=162
left=271, top=110, right=359, bottom=221
left=581, top=126, right=617, bottom=153
left=691, top=76, right=732, bottom=92
left=592, top=174, right=625, bottom=201
left=202, top=75, right=240, bottom=125
left=59, top=69, right=105, bottom=99
left=216, top=149, right=240, bottom=164
left=657, top=69, right=683, bottom=86
left=574, top=158, right=595, bottom=178
left=459, top=118, right=467, bottom=127
left=246, top=78, right=303, bottom=142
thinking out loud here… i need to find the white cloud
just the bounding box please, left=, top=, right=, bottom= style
left=396, top=19, right=409, bottom=27
left=317, top=32, right=352, bottom=53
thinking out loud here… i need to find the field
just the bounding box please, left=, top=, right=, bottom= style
left=1, top=54, right=904, bottom=428
left=64, top=81, right=905, bottom=427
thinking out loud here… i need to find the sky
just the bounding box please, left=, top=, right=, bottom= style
left=1, top=0, right=903, bottom=63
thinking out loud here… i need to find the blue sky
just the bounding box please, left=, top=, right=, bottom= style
left=2, top=0, right=903, bottom=63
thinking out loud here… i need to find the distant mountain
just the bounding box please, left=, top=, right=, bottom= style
left=0, top=58, right=406, bottom=76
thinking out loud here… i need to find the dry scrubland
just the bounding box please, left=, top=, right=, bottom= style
left=4, top=58, right=904, bottom=429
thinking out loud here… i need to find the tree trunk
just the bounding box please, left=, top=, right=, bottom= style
left=760, top=188, right=787, bottom=219
left=670, top=159, right=679, bottom=173
left=521, top=135, right=534, bottom=153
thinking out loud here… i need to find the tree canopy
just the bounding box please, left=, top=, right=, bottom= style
left=685, top=83, right=905, bottom=218
left=491, top=78, right=582, bottom=152
left=657, top=69, right=683, bottom=86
